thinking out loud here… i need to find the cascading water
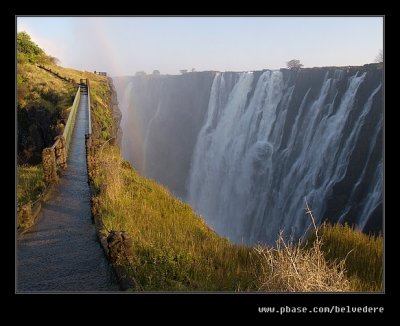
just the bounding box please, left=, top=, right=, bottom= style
left=113, top=65, right=383, bottom=246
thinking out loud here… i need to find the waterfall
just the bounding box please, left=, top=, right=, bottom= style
left=113, top=66, right=383, bottom=245
left=188, top=69, right=382, bottom=245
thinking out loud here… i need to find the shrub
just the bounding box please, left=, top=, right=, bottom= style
left=255, top=230, right=351, bottom=292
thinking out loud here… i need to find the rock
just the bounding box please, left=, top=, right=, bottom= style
left=42, top=147, right=58, bottom=184
left=18, top=203, right=32, bottom=229
left=107, top=231, right=133, bottom=264
left=54, top=135, right=67, bottom=169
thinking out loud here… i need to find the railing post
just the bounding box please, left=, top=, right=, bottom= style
left=42, top=147, right=59, bottom=184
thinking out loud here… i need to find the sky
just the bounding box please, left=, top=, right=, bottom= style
left=17, top=16, right=383, bottom=76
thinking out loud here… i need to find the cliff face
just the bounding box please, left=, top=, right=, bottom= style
left=114, top=65, right=383, bottom=244
left=107, top=77, right=123, bottom=148
left=113, top=72, right=216, bottom=197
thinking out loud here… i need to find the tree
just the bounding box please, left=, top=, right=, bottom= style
left=17, top=32, right=44, bottom=56
left=180, top=69, right=188, bottom=74
left=17, top=31, right=58, bottom=65
left=152, top=70, right=160, bottom=75
left=286, top=59, right=303, bottom=70
left=17, top=31, right=45, bottom=64
left=375, top=49, right=383, bottom=63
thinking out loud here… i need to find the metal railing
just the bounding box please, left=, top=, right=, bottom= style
left=63, top=87, right=81, bottom=155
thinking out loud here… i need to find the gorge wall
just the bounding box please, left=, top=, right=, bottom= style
left=113, top=65, right=383, bottom=245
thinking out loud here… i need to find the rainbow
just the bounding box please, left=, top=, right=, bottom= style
left=87, top=18, right=146, bottom=170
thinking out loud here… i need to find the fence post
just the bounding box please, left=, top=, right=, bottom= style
left=42, top=147, right=59, bottom=184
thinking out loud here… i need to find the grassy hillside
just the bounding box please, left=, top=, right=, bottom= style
left=90, top=144, right=382, bottom=292
left=93, top=146, right=262, bottom=291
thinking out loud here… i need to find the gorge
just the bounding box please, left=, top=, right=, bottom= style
left=113, top=65, right=383, bottom=245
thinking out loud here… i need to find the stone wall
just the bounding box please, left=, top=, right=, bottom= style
left=54, top=136, right=67, bottom=169
left=42, top=135, right=67, bottom=185
left=42, top=147, right=58, bottom=184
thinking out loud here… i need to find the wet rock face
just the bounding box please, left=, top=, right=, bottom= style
left=107, top=231, right=133, bottom=264
left=108, top=78, right=123, bottom=148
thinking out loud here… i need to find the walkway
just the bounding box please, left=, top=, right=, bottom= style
left=17, top=89, right=118, bottom=292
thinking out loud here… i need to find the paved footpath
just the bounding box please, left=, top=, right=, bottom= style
left=17, top=92, right=118, bottom=292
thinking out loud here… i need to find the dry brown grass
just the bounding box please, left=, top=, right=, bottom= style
left=309, top=223, right=383, bottom=291
left=255, top=231, right=351, bottom=292
left=254, top=202, right=351, bottom=292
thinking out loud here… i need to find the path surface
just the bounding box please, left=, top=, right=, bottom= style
left=17, top=91, right=118, bottom=292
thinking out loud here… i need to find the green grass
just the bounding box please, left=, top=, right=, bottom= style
left=94, top=146, right=262, bottom=291
left=92, top=146, right=383, bottom=292
left=90, top=85, right=114, bottom=142
left=307, top=223, right=383, bottom=291
left=17, top=61, right=76, bottom=111
left=17, top=164, right=46, bottom=206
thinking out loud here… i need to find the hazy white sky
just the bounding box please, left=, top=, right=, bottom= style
left=17, top=16, right=383, bottom=76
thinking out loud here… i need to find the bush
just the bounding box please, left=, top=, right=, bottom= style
left=17, top=32, right=58, bottom=65
left=17, top=32, right=45, bottom=64
left=255, top=230, right=351, bottom=292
